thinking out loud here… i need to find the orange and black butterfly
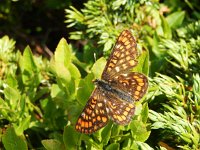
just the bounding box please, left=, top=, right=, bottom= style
left=75, top=30, right=148, bottom=134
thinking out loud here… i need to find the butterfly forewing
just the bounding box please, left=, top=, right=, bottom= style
left=102, top=30, right=138, bottom=80
left=75, top=88, right=108, bottom=134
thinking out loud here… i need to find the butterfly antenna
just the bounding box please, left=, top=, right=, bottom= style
left=94, top=53, right=97, bottom=62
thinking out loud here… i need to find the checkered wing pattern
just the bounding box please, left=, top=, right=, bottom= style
left=112, top=72, right=148, bottom=102
left=105, top=95, right=135, bottom=125
left=75, top=88, right=108, bottom=134
left=102, top=30, right=138, bottom=80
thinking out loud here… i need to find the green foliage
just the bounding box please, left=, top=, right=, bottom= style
left=2, top=127, right=28, bottom=150
left=0, top=0, right=200, bottom=149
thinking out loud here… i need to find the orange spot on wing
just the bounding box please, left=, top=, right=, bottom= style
left=89, top=121, right=92, bottom=127
left=136, top=86, right=142, bottom=91
left=102, top=117, right=107, bottom=122
left=135, top=91, right=140, bottom=96
left=129, top=60, right=136, bottom=66
left=126, top=107, right=130, bottom=112
left=138, top=82, right=144, bottom=86
left=97, top=116, right=101, bottom=121
left=126, top=44, right=131, bottom=49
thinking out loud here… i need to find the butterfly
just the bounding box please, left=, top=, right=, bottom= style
left=75, top=30, right=148, bottom=134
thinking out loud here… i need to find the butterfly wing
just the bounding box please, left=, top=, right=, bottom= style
left=112, top=72, right=148, bottom=102
left=75, top=88, right=108, bottom=134
left=102, top=30, right=138, bottom=80
left=103, top=73, right=148, bottom=125
left=105, top=95, right=135, bottom=125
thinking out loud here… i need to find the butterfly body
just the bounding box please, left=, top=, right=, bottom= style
left=94, top=79, right=134, bottom=103
left=75, top=30, right=148, bottom=134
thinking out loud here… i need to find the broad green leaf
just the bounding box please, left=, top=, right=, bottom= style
left=68, top=102, right=83, bottom=124
left=53, top=39, right=78, bottom=99
left=106, top=143, right=120, bottom=150
left=2, top=127, right=27, bottom=150
left=152, top=32, right=160, bottom=57
left=0, top=36, right=15, bottom=53
left=103, top=39, right=113, bottom=52
left=68, top=63, right=81, bottom=79
left=140, top=103, right=149, bottom=123
left=51, top=84, right=64, bottom=99
left=93, top=121, right=112, bottom=144
left=101, top=122, right=112, bottom=145
left=0, top=97, right=9, bottom=117
left=130, top=141, right=138, bottom=150
left=4, top=86, right=20, bottom=109
left=77, top=73, right=94, bottom=106
left=111, top=124, right=121, bottom=138
left=132, top=50, right=149, bottom=75
left=166, top=11, right=185, bottom=29
left=20, top=46, right=40, bottom=86
left=5, top=75, right=18, bottom=88
left=136, top=141, right=154, bottom=150
left=54, top=38, right=73, bottom=89
left=63, top=126, right=80, bottom=150
left=42, top=139, right=64, bottom=150
left=55, top=61, right=71, bottom=85
left=55, top=38, right=71, bottom=67
left=160, top=15, right=172, bottom=39
left=91, top=57, right=106, bottom=79
left=130, top=120, right=150, bottom=142
left=50, top=84, right=67, bottom=107
left=122, top=138, right=133, bottom=149
left=21, top=46, right=37, bottom=73
left=14, top=116, right=31, bottom=136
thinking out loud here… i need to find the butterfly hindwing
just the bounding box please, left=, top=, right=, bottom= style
left=75, top=88, right=108, bottom=134
left=111, top=72, right=148, bottom=102
left=104, top=95, right=135, bottom=125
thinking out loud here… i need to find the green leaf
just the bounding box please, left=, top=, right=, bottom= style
left=14, top=116, right=31, bottom=136
left=42, top=139, right=64, bottom=150
left=0, top=36, right=15, bottom=53
left=160, top=15, right=172, bottom=39
left=77, top=73, right=94, bottom=106
left=20, top=46, right=40, bottom=86
left=55, top=38, right=71, bottom=67
left=106, top=143, right=120, bottom=150
left=2, top=127, right=28, bottom=150
left=103, top=39, right=113, bottom=52
left=53, top=38, right=80, bottom=99
left=152, top=32, right=160, bottom=57
left=4, top=86, right=20, bottom=109
left=140, top=103, right=149, bottom=123
left=91, top=57, right=106, bottom=79
left=54, top=39, right=72, bottom=85
left=136, top=141, right=154, bottom=150
left=5, top=75, right=18, bottom=88
left=63, top=126, right=80, bottom=150
left=21, top=46, right=37, bottom=73
left=68, top=63, right=81, bottom=79
left=101, top=122, right=112, bottom=145
left=130, top=120, right=150, bottom=142
left=132, top=50, right=149, bottom=76
left=51, top=84, right=65, bottom=99
left=166, top=11, right=185, bottom=29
